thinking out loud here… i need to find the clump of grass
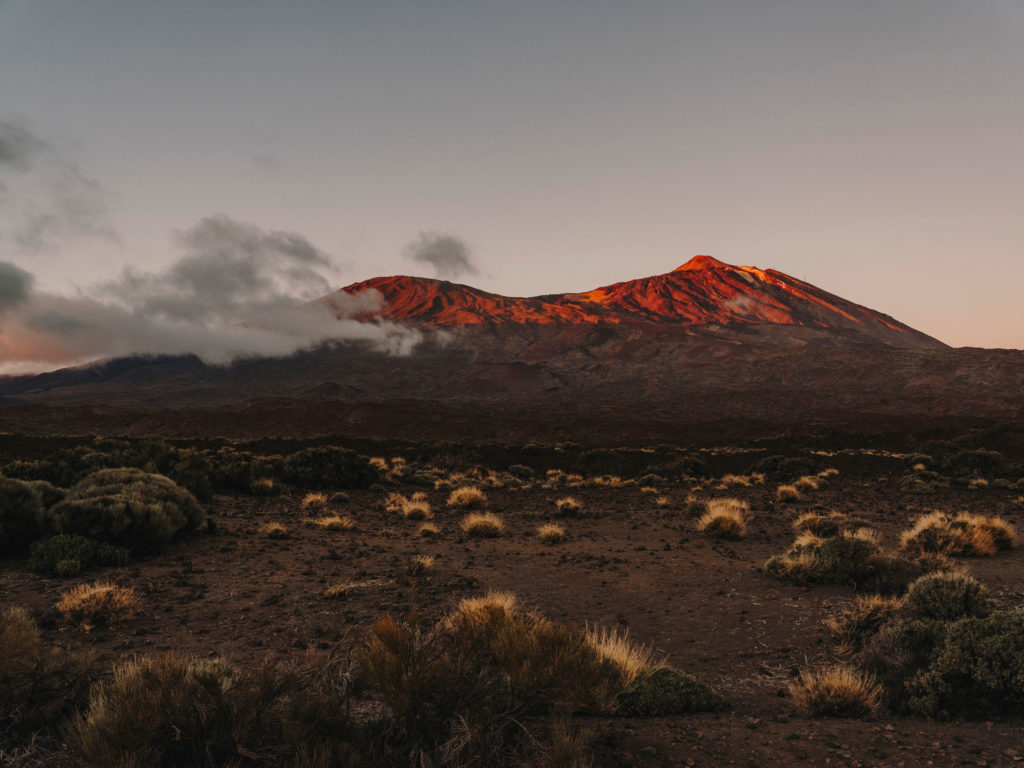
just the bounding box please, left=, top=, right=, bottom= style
left=461, top=512, right=504, bottom=537
left=776, top=485, right=801, bottom=503
left=383, top=492, right=407, bottom=513
left=417, top=523, right=440, bottom=538
left=554, top=496, right=583, bottom=516
left=685, top=495, right=705, bottom=515
left=378, top=526, right=399, bottom=538
left=301, top=492, right=329, bottom=512
left=818, top=468, right=840, bottom=479
left=654, top=495, right=670, bottom=508
left=900, top=511, right=1016, bottom=558
left=307, top=515, right=354, bottom=531
left=794, top=475, right=820, bottom=492
left=407, top=555, right=435, bottom=576
left=56, top=581, right=139, bottom=628
left=789, top=666, right=881, bottom=718
left=765, top=532, right=922, bottom=593
left=828, top=594, right=903, bottom=654
left=639, top=486, right=658, bottom=495
left=251, top=477, right=278, bottom=496
left=537, top=523, right=566, bottom=543
left=368, top=456, right=389, bottom=470
left=400, top=498, right=433, bottom=520
left=447, top=486, right=488, bottom=509
left=259, top=521, right=289, bottom=539
left=585, top=625, right=653, bottom=686
left=697, top=498, right=750, bottom=540
left=323, top=582, right=353, bottom=599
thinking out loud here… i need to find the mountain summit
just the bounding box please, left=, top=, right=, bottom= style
left=336, top=256, right=943, bottom=349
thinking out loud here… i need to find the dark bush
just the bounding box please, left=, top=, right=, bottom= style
left=752, top=455, right=821, bottom=482
left=508, top=464, right=534, bottom=480
left=29, top=535, right=130, bottom=577
left=0, top=607, right=94, bottom=751
left=51, top=469, right=203, bottom=553
left=0, top=477, right=46, bottom=556
left=940, top=449, right=1009, bottom=480
left=282, top=446, right=378, bottom=490
left=766, top=534, right=923, bottom=593
left=904, top=571, right=992, bottom=621
left=858, top=618, right=947, bottom=713
left=27, top=480, right=67, bottom=509
left=615, top=667, right=728, bottom=716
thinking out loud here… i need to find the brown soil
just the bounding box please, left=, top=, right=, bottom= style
left=5, top=450, right=1024, bottom=767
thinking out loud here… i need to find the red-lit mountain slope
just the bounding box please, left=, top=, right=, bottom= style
left=335, top=255, right=943, bottom=349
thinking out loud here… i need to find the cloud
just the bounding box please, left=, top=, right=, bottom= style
left=0, top=217, right=425, bottom=372
left=404, top=231, right=478, bottom=280
left=0, top=261, right=33, bottom=312
left=0, top=118, right=118, bottom=253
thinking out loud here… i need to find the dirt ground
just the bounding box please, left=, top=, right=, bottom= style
left=4, top=448, right=1024, bottom=767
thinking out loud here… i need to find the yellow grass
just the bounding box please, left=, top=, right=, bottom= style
left=301, top=492, right=329, bottom=512
left=400, top=499, right=433, bottom=520
left=697, top=499, right=750, bottom=539
left=447, top=486, right=488, bottom=509
left=368, top=456, right=389, bottom=470
left=555, top=496, right=583, bottom=515
left=407, top=554, right=435, bottom=575
left=794, top=476, right=820, bottom=492
left=461, top=512, right=504, bottom=537
left=900, top=511, right=1014, bottom=557
left=537, top=523, right=566, bottom=543
left=585, top=625, right=654, bottom=687
left=56, top=581, right=138, bottom=627
left=307, top=515, right=354, bottom=531
left=417, top=523, right=440, bottom=537
left=789, top=666, right=881, bottom=718
left=259, top=522, right=288, bottom=538
left=383, top=493, right=407, bottom=513
left=654, top=496, right=670, bottom=508
left=776, top=485, right=801, bottom=503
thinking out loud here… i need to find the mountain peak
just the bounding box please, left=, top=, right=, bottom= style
left=674, top=254, right=730, bottom=271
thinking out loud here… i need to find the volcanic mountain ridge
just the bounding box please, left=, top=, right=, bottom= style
left=335, top=255, right=943, bottom=349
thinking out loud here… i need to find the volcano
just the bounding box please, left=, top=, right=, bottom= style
left=335, top=255, right=943, bottom=349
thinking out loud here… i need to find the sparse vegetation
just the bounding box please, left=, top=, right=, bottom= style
left=789, top=666, right=881, bottom=718
left=56, top=581, right=139, bottom=628
left=697, top=498, right=750, bottom=539
left=461, top=511, right=504, bottom=537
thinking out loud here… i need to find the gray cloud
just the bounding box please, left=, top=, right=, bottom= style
left=0, top=118, right=118, bottom=253
left=405, top=231, right=478, bottom=280
left=0, top=217, right=425, bottom=372
left=0, top=261, right=34, bottom=312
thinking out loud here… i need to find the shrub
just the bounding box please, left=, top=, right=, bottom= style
left=752, top=455, right=821, bottom=482
left=250, top=477, right=280, bottom=496
left=615, top=666, right=728, bottom=717
left=776, top=485, right=801, bottom=503
left=904, top=571, right=992, bottom=621
left=794, top=476, right=820, bottom=492
left=400, top=499, right=433, bottom=520
left=69, top=653, right=356, bottom=767
left=0, top=607, right=94, bottom=751
left=789, top=666, right=881, bottom=718
left=554, top=496, right=582, bottom=516
left=407, top=555, right=435, bottom=576
left=793, top=512, right=859, bottom=539
left=858, top=617, right=948, bottom=713
left=27, top=480, right=66, bottom=509
left=697, top=498, right=750, bottom=539
left=28, top=535, right=130, bottom=577
left=301, top=492, right=329, bottom=512
left=260, top=522, right=289, bottom=539
left=828, top=594, right=902, bottom=654
left=447, top=486, right=487, bottom=509
left=51, top=469, right=202, bottom=554
left=508, top=464, right=534, bottom=480
left=417, top=523, right=440, bottom=538
left=0, top=477, right=46, bottom=556
left=900, top=512, right=1014, bottom=558
left=684, top=495, right=705, bottom=515
left=281, top=446, right=378, bottom=490
left=538, top=523, right=566, bottom=543
left=461, top=512, right=504, bottom=537
left=56, top=581, right=139, bottom=628
left=765, top=533, right=922, bottom=592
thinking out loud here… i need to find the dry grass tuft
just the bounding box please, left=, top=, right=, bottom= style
left=400, top=498, right=433, bottom=520
left=537, top=523, right=566, bottom=543
left=794, top=476, right=820, bottom=492
left=407, top=554, right=435, bottom=575
left=776, top=485, right=801, bottom=503
left=685, top=495, right=705, bottom=515
left=259, top=521, right=289, bottom=539
left=654, top=495, right=670, bottom=508
left=300, top=492, right=329, bottom=512
left=368, top=456, right=389, bottom=470
left=900, top=511, right=1016, bottom=557
left=789, top=666, right=881, bottom=718
left=585, top=624, right=654, bottom=686
left=697, top=498, right=750, bottom=540
left=383, top=492, right=407, bottom=513
left=461, top=512, right=504, bottom=537
left=447, top=486, right=488, bottom=509
left=56, top=581, right=138, bottom=628
left=417, top=522, right=440, bottom=538
left=828, top=594, right=903, bottom=654
left=554, top=496, right=583, bottom=516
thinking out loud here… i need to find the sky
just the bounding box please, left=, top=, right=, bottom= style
left=1, top=0, right=1023, bottom=369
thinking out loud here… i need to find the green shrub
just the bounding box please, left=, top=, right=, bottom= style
left=29, top=535, right=130, bottom=577
left=282, top=446, right=378, bottom=490
left=0, top=607, right=94, bottom=750
left=614, top=666, right=727, bottom=716
left=27, top=480, right=67, bottom=509
left=51, top=468, right=202, bottom=553
left=857, top=618, right=948, bottom=713
left=905, top=571, right=992, bottom=621
left=0, top=477, right=46, bottom=556
left=765, top=534, right=922, bottom=593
